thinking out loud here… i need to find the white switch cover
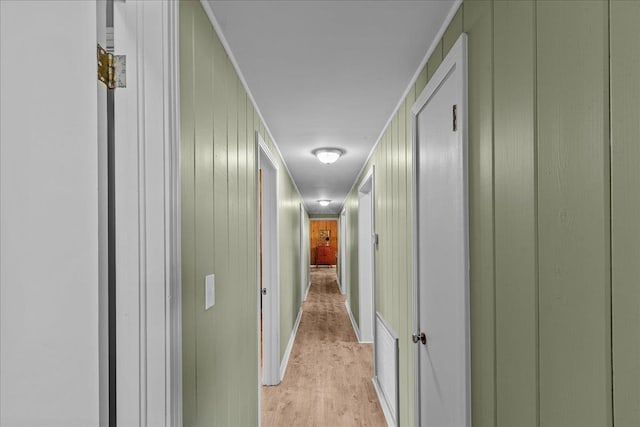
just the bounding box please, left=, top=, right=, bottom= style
left=205, top=274, right=215, bottom=310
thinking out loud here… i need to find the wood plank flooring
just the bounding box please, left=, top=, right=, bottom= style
left=262, top=267, right=386, bottom=426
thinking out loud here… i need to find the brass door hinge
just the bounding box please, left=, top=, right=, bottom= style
left=97, top=44, right=126, bottom=89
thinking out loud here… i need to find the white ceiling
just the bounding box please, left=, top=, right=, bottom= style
left=208, top=0, right=456, bottom=214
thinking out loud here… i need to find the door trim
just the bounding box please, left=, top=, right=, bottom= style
left=339, top=208, right=348, bottom=295
left=257, top=134, right=281, bottom=386
left=357, top=166, right=376, bottom=345
left=410, top=33, right=469, bottom=427
left=112, top=1, right=181, bottom=425
left=300, top=204, right=307, bottom=302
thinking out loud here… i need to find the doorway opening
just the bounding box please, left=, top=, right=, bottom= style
left=300, top=204, right=309, bottom=302
left=339, top=209, right=348, bottom=295
left=357, top=168, right=375, bottom=343
left=309, top=219, right=338, bottom=268
left=258, top=134, right=280, bottom=386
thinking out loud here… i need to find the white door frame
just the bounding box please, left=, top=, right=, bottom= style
left=357, top=167, right=376, bottom=344
left=300, top=204, right=308, bottom=302
left=339, top=208, right=348, bottom=295
left=411, top=34, right=469, bottom=426
left=258, top=134, right=281, bottom=386
left=112, top=1, right=181, bottom=426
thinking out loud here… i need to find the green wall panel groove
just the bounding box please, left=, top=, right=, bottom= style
left=611, top=1, right=640, bottom=425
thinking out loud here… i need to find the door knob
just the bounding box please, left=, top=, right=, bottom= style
left=412, top=332, right=427, bottom=345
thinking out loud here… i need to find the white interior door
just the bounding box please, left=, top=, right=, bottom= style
left=340, top=209, right=347, bottom=294
left=358, top=173, right=374, bottom=343
left=300, top=204, right=307, bottom=302
left=1, top=2, right=101, bottom=425
left=413, top=34, right=469, bottom=427
left=258, top=137, right=280, bottom=386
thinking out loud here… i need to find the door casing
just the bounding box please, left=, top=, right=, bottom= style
left=411, top=33, right=470, bottom=427
left=357, top=167, right=376, bottom=344
left=340, top=208, right=348, bottom=295
left=258, top=134, right=281, bottom=386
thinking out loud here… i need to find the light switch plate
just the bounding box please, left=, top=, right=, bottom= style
left=205, top=274, right=215, bottom=310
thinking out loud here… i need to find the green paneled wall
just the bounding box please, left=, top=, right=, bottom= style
left=537, top=2, right=611, bottom=425
left=180, top=1, right=306, bottom=425
left=344, top=1, right=640, bottom=425
left=611, top=1, right=640, bottom=425
left=493, top=1, right=537, bottom=425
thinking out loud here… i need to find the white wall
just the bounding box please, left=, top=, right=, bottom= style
left=0, top=1, right=100, bottom=425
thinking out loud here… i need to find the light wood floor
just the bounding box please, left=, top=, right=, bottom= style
left=262, top=267, right=386, bottom=427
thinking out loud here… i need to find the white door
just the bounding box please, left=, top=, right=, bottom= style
left=1, top=2, right=102, bottom=425
left=412, top=35, right=469, bottom=427
left=340, top=209, right=347, bottom=294
left=300, top=204, right=307, bottom=302
left=258, top=136, right=280, bottom=385
left=358, top=172, right=375, bottom=343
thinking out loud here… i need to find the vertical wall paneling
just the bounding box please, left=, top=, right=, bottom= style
left=443, top=6, right=464, bottom=57
left=537, top=1, right=612, bottom=426
left=426, top=40, right=443, bottom=82
left=345, top=1, right=640, bottom=424
left=180, top=2, right=304, bottom=424
left=195, top=2, right=218, bottom=419
left=415, top=65, right=428, bottom=97
left=611, top=1, right=640, bottom=425
left=493, top=1, right=538, bottom=425
left=391, top=114, right=399, bottom=323
left=463, top=1, right=496, bottom=425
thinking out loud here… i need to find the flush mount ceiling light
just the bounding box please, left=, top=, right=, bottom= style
left=318, top=200, right=331, bottom=207
left=313, top=148, right=344, bottom=165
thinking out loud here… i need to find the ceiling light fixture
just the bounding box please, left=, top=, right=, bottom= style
left=313, top=148, right=344, bottom=165
left=318, top=200, right=331, bottom=207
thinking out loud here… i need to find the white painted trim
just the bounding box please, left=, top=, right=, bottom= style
left=357, top=166, right=376, bottom=346
left=258, top=133, right=281, bottom=387
left=342, top=0, right=463, bottom=206
left=304, top=282, right=311, bottom=301
left=372, top=378, right=395, bottom=427
left=198, top=0, right=308, bottom=212
left=166, top=1, right=182, bottom=425
left=344, top=301, right=362, bottom=343
left=113, top=1, right=180, bottom=425
left=258, top=136, right=280, bottom=171
left=300, top=203, right=307, bottom=303
left=339, top=208, right=348, bottom=295
left=308, top=216, right=340, bottom=220
left=345, top=300, right=373, bottom=345
left=374, top=313, right=400, bottom=427
left=279, top=307, right=303, bottom=381
left=411, top=34, right=469, bottom=427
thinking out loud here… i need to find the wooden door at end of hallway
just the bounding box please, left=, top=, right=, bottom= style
left=310, top=220, right=338, bottom=265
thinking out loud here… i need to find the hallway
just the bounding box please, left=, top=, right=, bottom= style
left=262, top=268, right=385, bottom=426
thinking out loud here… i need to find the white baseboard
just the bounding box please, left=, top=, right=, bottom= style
left=344, top=300, right=362, bottom=342
left=280, top=307, right=303, bottom=381
left=336, top=278, right=346, bottom=295
left=373, top=377, right=396, bottom=427
left=304, top=282, right=311, bottom=301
